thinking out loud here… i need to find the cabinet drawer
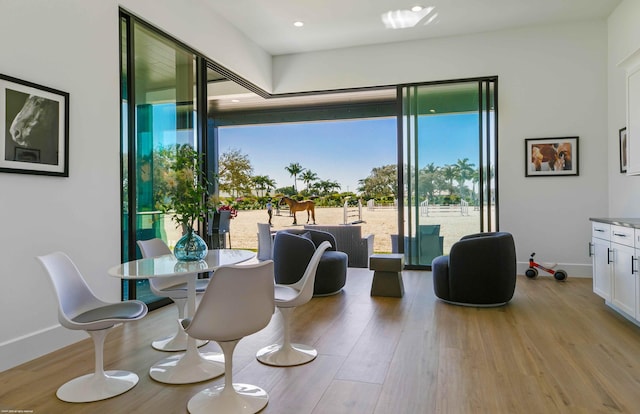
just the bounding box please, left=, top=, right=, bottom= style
left=592, top=222, right=610, bottom=240
left=611, top=225, right=634, bottom=247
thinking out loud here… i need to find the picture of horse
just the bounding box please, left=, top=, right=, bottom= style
left=5, top=89, right=59, bottom=165
left=525, top=137, right=579, bottom=177
left=530, top=143, right=572, bottom=172
left=0, top=74, right=68, bottom=176
left=279, top=196, right=316, bottom=225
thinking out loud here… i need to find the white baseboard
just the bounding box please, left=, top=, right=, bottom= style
left=0, top=325, right=85, bottom=372
left=517, top=261, right=592, bottom=278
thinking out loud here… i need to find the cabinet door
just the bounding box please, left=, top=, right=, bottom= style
left=637, top=251, right=640, bottom=321
left=628, top=68, right=640, bottom=175
left=592, top=237, right=611, bottom=300
left=612, top=243, right=636, bottom=316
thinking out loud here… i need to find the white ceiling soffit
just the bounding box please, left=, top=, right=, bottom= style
left=204, top=0, right=621, bottom=56
left=208, top=79, right=396, bottom=112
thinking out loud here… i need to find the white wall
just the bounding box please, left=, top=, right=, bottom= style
left=274, top=21, right=610, bottom=276
left=0, top=0, right=270, bottom=372
left=608, top=0, right=640, bottom=216
left=0, top=0, right=122, bottom=372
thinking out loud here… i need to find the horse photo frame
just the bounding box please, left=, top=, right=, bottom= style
left=0, top=74, right=69, bottom=176
left=525, top=136, right=579, bottom=177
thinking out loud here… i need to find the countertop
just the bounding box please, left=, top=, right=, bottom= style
left=589, top=218, right=640, bottom=228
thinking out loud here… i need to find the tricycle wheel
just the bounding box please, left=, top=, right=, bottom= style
left=525, top=268, right=538, bottom=278
left=554, top=270, right=568, bottom=281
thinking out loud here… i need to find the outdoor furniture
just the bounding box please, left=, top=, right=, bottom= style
left=304, top=224, right=374, bottom=268
left=207, top=210, right=231, bottom=248
left=274, top=229, right=347, bottom=296
left=391, top=224, right=444, bottom=265
left=257, top=222, right=274, bottom=261
left=432, top=232, right=516, bottom=307
left=184, top=261, right=275, bottom=413
left=257, top=242, right=330, bottom=366
left=369, top=253, right=405, bottom=297
left=36, top=252, right=148, bottom=403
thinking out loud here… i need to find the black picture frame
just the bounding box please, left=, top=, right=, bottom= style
left=525, top=136, right=579, bottom=177
left=0, top=74, right=69, bottom=176
left=619, top=127, right=628, bottom=174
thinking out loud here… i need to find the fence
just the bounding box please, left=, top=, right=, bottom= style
left=344, top=199, right=364, bottom=224
left=366, top=199, right=397, bottom=211
left=420, top=199, right=470, bottom=217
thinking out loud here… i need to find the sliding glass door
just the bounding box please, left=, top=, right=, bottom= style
left=120, top=13, right=203, bottom=304
left=400, top=79, right=497, bottom=268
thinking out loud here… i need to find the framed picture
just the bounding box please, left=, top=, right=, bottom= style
left=525, top=137, right=579, bottom=177
left=619, top=127, right=628, bottom=174
left=0, top=74, right=69, bottom=176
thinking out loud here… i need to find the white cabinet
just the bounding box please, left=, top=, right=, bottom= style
left=610, top=227, right=636, bottom=317
left=636, top=232, right=640, bottom=320
left=590, top=222, right=611, bottom=300
left=590, top=221, right=639, bottom=322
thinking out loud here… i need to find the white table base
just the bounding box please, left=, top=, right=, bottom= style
left=149, top=347, right=224, bottom=384
left=152, top=330, right=208, bottom=352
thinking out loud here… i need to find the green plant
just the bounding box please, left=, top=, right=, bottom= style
left=158, top=144, right=213, bottom=231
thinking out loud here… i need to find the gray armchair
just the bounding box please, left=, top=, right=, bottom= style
left=273, top=229, right=348, bottom=296
left=432, top=232, right=516, bottom=306
left=304, top=225, right=373, bottom=268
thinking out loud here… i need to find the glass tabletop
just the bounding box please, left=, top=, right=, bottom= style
left=108, top=249, right=255, bottom=279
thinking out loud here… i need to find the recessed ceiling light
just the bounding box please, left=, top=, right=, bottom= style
left=293, top=21, right=304, bottom=27
left=231, top=99, right=240, bottom=103
left=381, top=6, right=435, bottom=29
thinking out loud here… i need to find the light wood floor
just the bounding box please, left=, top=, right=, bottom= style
left=2, top=269, right=640, bottom=413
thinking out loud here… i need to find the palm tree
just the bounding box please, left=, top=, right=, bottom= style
left=418, top=163, right=440, bottom=202
left=440, top=164, right=458, bottom=194
left=300, top=170, right=319, bottom=193
left=264, top=176, right=277, bottom=195
left=285, top=162, right=304, bottom=193
left=252, top=175, right=276, bottom=197
left=455, top=158, right=476, bottom=197
left=470, top=169, right=480, bottom=204
left=316, top=179, right=341, bottom=195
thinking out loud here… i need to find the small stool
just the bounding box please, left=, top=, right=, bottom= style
left=369, top=253, right=404, bottom=297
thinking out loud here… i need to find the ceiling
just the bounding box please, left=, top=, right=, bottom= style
left=205, top=0, right=621, bottom=56
left=203, top=0, right=620, bottom=112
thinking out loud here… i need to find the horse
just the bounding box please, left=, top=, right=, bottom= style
left=279, top=196, right=316, bottom=225
left=9, top=94, right=59, bottom=165
left=531, top=143, right=572, bottom=172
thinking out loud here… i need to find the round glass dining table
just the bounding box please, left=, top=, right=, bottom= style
left=108, top=248, right=255, bottom=384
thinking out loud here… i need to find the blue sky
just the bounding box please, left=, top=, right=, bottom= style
left=148, top=104, right=479, bottom=195
left=217, top=113, right=479, bottom=194
left=419, top=113, right=480, bottom=168
left=219, top=118, right=397, bottom=193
